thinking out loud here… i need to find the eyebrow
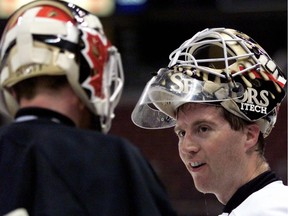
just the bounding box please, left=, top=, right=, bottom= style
left=174, top=119, right=217, bottom=133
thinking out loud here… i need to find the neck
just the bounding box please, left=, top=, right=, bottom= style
left=216, top=157, right=270, bottom=204
left=18, top=87, right=88, bottom=128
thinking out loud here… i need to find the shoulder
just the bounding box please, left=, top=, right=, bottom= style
left=231, top=181, right=288, bottom=215
left=39, top=125, right=141, bottom=156
left=0, top=121, right=140, bottom=158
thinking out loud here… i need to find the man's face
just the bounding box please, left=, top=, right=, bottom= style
left=175, top=103, right=249, bottom=198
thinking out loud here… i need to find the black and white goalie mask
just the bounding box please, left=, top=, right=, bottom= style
left=132, top=28, right=286, bottom=138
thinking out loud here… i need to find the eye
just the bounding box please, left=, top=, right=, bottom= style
left=175, top=130, right=186, bottom=138
left=197, top=125, right=210, bottom=134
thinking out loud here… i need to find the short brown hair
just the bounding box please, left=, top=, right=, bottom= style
left=12, top=75, right=68, bottom=102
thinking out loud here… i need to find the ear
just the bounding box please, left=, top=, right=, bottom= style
left=244, top=123, right=260, bottom=152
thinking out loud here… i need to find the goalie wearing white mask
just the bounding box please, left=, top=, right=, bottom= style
left=132, top=28, right=288, bottom=215
left=0, top=0, right=124, bottom=132
left=0, top=1, right=177, bottom=215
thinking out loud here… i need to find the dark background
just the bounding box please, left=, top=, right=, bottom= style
left=0, top=0, right=287, bottom=215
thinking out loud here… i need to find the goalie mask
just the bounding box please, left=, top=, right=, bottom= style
left=132, top=27, right=286, bottom=137
left=0, top=0, right=124, bottom=133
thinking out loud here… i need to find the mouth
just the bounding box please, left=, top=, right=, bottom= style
left=189, top=162, right=206, bottom=169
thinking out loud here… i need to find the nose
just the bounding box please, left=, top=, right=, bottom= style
left=178, top=133, right=199, bottom=156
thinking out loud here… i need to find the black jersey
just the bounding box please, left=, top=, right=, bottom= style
left=0, top=108, right=177, bottom=216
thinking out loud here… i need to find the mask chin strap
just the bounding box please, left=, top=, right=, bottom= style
left=97, top=46, right=124, bottom=133
left=256, top=108, right=278, bottom=138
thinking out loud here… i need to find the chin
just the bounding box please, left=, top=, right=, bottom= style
left=193, top=179, right=212, bottom=194
left=194, top=182, right=207, bottom=193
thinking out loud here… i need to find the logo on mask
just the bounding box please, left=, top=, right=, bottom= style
left=234, top=87, right=269, bottom=115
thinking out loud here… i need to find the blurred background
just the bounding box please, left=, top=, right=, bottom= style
left=0, top=0, right=287, bottom=215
